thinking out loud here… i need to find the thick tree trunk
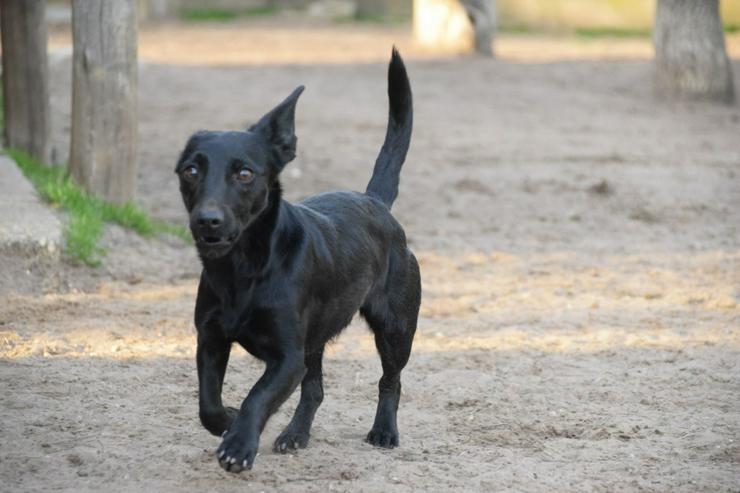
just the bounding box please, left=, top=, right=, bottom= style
left=413, top=0, right=494, bottom=56
left=1, top=0, right=50, bottom=163
left=654, top=0, right=735, bottom=103
left=69, top=0, right=138, bottom=202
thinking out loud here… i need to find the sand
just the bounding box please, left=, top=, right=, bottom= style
left=1, top=20, right=739, bottom=492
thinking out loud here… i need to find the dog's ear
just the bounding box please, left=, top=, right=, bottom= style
left=249, top=86, right=304, bottom=172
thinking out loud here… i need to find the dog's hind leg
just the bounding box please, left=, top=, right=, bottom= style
left=273, top=346, right=325, bottom=453
left=361, top=251, right=421, bottom=448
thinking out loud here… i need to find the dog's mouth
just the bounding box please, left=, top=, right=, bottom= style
left=195, top=232, right=239, bottom=257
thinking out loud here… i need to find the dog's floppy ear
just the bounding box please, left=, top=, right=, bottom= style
left=249, top=86, right=304, bottom=171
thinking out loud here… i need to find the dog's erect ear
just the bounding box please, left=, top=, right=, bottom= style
left=249, top=86, right=304, bottom=171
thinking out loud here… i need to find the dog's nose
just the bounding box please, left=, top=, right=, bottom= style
left=196, top=208, right=224, bottom=229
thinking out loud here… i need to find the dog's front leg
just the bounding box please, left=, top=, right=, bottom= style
left=197, top=335, right=237, bottom=436
left=216, top=350, right=306, bottom=472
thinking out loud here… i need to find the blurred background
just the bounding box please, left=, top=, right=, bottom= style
left=1, top=1, right=738, bottom=492
left=44, top=0, right=740, bottom=33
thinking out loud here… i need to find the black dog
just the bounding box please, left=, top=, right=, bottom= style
left=176, top=48, right=420, bottom=473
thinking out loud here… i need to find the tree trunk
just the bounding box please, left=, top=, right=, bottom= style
left=1, top=0, right=50, bottom=163
left=69, top=0, right=138, bottom=203
left=461, top=0, right=494, bottom=56
left=654, top=0, right=735, bottom=103
left=413, top=0, right=494, bottom=56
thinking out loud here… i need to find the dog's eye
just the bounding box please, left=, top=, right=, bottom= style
left=236, top=168, right=255, bottom=184
left=182, top=166, right=199, bottom=181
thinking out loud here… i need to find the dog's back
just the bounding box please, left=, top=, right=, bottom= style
left=284, top=191, right=406, bottom=347
left=286, top=49, right=415, bottom=348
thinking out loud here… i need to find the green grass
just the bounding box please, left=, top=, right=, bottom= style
left=8, top=148, right=190, bottom=266
left=243, top=6, right=278, bottom=17
left=574, top=26, right=651, bottom=38
left=573, top=24, right=738, bottom=38
left=182, top=6, right=277, bottom=22
left=499, top=24, right=537, bottom=34
left=182, top=8, right=238, bottom=21
left=333, top=13, right=410, bottom=25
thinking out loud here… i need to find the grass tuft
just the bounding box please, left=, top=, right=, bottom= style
left=7, top=148, right=190, bottom=266
left=243, top=6, right=278, bottom=17
left=66, top=208, right=105, bottom=267
left=182, top=6, right=277, bottom=22
left=182, top=8, right=238, bottom=21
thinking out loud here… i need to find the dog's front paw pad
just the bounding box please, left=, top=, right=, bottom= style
left=366, top=429, right=399, bottom=449
left=216, top=433, right=258, bottom=473
left=273, top=431, right=310, bottom=454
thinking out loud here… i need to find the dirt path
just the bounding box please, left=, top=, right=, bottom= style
left=2, top=21, right=739, bottom=492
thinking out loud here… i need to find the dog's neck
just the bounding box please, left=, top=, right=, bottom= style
left=201, top=180, right=284, bottom=295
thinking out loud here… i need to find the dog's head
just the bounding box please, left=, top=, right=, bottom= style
left=176, top=86, right=304, bottom=259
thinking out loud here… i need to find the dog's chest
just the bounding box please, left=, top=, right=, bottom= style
left=215, top=293, right=275, bottom=359
left=219, top=304, right=247, bottom=338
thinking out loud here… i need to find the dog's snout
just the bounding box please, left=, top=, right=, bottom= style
left=196, top=208, right=225, bottom=229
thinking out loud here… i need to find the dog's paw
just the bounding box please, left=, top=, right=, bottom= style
left=216, top=430, right=258, bottom=473
left=365, top=428, right=399, bottom=448
left=273, top=430, right=310, bottom=454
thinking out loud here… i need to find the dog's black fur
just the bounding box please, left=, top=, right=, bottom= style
left=175, top=49, right=420, bottom=473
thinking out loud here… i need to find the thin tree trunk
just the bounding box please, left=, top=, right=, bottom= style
left=69, top=0, right=138, bottom=202
left=461, top=0, right=495, bottom=56
left=1, top=0, right=50, bottom=163
left=654, top=0, right=735, bottom=103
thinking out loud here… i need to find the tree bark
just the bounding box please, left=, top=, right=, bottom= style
left=69, top=0, right=138, bottom=202
left=654, top=0, right=735, bottom=103
left=1, top=0, right=51, bottom=163
left=461, top=0, right=494, bottom=56
left=413, top=0, right=494, bottom=56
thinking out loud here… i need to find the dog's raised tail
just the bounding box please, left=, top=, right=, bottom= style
left=365, top=47, right=413, bottom=209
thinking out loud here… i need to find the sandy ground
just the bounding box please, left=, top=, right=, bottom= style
left=2, top=20, right=740, bottom=492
